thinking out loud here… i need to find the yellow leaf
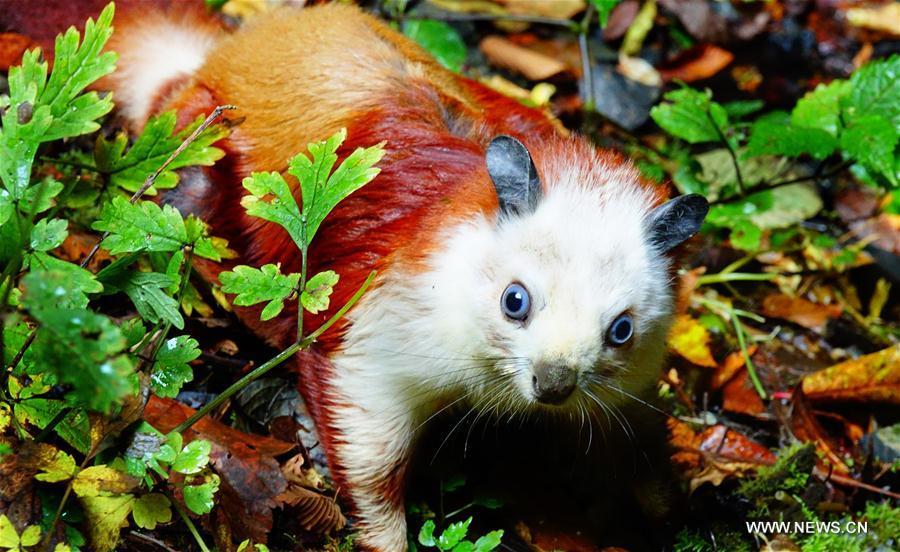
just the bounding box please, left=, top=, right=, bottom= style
left=668, top=314, right=718, bottom=368
left=33, top=446, right=77, bottom=482
left=72, top=466, right=138, bottom=497
left=19, top=525, right=40, bottom=547
left=79, top=495, right=135, bottom=552
left=0, top=403, right=10, bottom=432
left=802, top=345, right=900, bottom=404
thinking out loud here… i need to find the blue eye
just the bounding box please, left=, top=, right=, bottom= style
left=501, top=283, right=530, bottom=320
left=607, top=313, right=633, bottom=346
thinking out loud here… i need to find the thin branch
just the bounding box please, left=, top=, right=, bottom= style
left=710, top=160, right=853, bottom=206
left=577, top=4, right=595, bottom=110
left=709, top=112, right=745, bottom=195
left=81, top=105, right=236, bottom=270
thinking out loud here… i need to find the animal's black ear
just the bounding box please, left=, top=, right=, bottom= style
left=485, top=135, right=542, bottom=216
left=646, top=194, right=709, bottom=252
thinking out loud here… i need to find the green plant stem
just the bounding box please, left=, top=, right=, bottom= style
left=709, top=112, right=745, bottom=196
left=172, top=496, right=211, bottom=552
left=297, top=244, right=308, bottom=343
left=170, top=270, right=376, bottom=435
left=696, top=272, right=777, bottom=286
left=731, top=314, right=767, bottom=400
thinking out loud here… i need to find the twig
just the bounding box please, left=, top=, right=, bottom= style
left=731, top=314, right=767, bottom=400
left=169, top=270, right=377, bottom=435
left=710, top=160, right=853, bottom=206
left=81, top=105, right=235, bottom=270
left=709, top=112, right=745, bottom=196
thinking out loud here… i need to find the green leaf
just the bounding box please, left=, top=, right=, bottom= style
left=19, top=525, right=41, bottom=547
left=150, top=335, right=200, bottom=398
left=746, top=111, right=837, bottom=160
left=99, top=264, right=183, bottom=329
left=791, top=79, right=848, bottom=137
left=403, top=20, right=467, bottom=72
left=438, top=518, right=472, bottom=551
left=649, top=87, right=729, bottom=144
left=21, top=268, right=98, bottom=311
left=79, top=494, right=134, bottom=552
left=240, top=171, right=304, bottom=248
left=722, top=100, right=764, bottom=119
left=94, top=111, right=227, bottom=195
left=27, top=307, right=133, bottom=413
left=840, top=115, right=899, bottom=186
left=730, top=220, right=763, bottom=252
left=288, top=128, right=385, bottom=248
left=93, top=197, right=187, bottom=254
left=26, top=253, right=103, bottom=301
left=843, top=54, right=900, bottom=128
left=0, top=4, right=116, bottom=195
left=20, top=177, right=65, bottom=214
left=418, top=520, right=437, bottom=547
left=301, top=270, right=339, bottom=314
left=473, top=530, right=503, bottom=551
left=29, top=218, right=68, bottom=251
left=219, top=264, right=300, bottom=321
left=171, top=440, right=211, bottom=475
left=131, top=493, right=172, bottom=530
left=183, top=473, right=220, bottom=515
left=13, top=399, right=91, bottom=453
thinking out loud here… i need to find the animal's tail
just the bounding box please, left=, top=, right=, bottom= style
left=0, top=0, right=225, bottom=128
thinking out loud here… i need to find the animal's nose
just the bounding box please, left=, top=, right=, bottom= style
left=532, top=363, right=576, bottom=404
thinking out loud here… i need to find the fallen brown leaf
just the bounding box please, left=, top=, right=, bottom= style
left=712, top=346, right=757, bottom=390
left=722, top=369, right=766, bottom=416
left=847, top=3, right=900, bottom=37
left=761, top=294, right=842, bottom=334
left=0, top=32, right=35, bottom=70
left=480, top=35, right=567, bottom=80
left=658, top=44, right=734, bottom=83
left=277, top=485, right=346, bottom=535
left=802, top=345, right=900, bottom=404
left=497, top=0, right=584, bottom=19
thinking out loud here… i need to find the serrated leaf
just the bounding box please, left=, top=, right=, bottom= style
left=171, top=439, right=211, bottom=474
left=746, top=111, right=837, bottom=160
left=438, top=517, right=472, bottom=550
left=219, top=264, right=300, bottom=321
left=94, top=111, right=227, bottom=194
left=183, top=473, right=220, bottom=515
left=29, top=218, right=68, bottom=252
left=92, top=197, right=188, bottom=254
left=843, top=54, right=900, bottom=128
left=301, top=270, right=339, bottom=314
left=151, top=335, right=200, bottom=398
left=131, top=493, right=172, bottom=530
left=240, top=172, right=304, bottom=248
left=840, top=115, right=899, bottom=186
left=650, top=87, right=729, bottom=144
left=403, top=20, right=466, bottom=72
left=0, top=4, right=115, bottom=195
left=792, top=79, right=848, bottom=137
left=289, top=128, right=385, bottom=248
left=79, top=494, right=134, bottom=552
left=73, top=466, right=139, bottom=497
left=101, top=268, right=183, bottom=329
